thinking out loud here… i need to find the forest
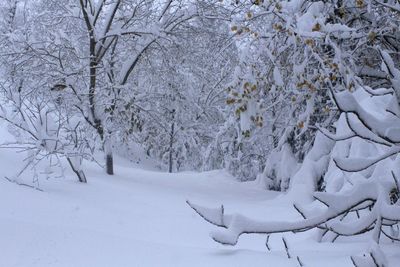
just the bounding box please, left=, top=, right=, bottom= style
left=0, top=0, right=399, bottom=266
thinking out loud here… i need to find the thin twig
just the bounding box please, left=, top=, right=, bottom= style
left=3, top=176, right=43, bottom=192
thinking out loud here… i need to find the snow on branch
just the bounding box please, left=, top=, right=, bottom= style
left=316, top=125, right=355, bottom=142
left=344, top=114, right=392, bottom=147
left=331, top=89, right=400, bottom=144
left=372, top=0, right=400, bottom=13
left=186, top=200, right=227, bottom=228
left=333, top=147, right=400, bottom=172
left=187, top=181, right=379, bottom=245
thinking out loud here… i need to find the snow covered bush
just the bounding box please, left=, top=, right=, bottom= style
left=189, top=81, right=400, bottom=265
left=0, top=0, right=88, bottom=184
left=188, top=0, right=400, bottom=263
left=218, top=0, right=340, bottom=184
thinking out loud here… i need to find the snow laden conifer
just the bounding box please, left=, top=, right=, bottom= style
left=189, top=0, right=400, bottom=264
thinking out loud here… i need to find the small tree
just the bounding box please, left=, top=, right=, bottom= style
left=0, top=0, right=88, bottom=184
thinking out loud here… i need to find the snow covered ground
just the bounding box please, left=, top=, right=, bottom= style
left=0, top=122, right=399, bottom=267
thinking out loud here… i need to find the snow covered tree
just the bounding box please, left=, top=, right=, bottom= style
left=188, top=0, right=400, bottom=263
left=206, top=0, right=340, bottom=185
left=71, top=0, right=205, bottom=175
left=132, top=15, right=238, bottom=172
left=1, top=0, right=229, bottom=176
left=1, top=0, right=239, bottom=177
left=0, top=1, right=88, bottom=183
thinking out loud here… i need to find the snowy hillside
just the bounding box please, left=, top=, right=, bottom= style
left=0, top=121, right=398, bottom=266
left=1, top=0, right=400, bottom=266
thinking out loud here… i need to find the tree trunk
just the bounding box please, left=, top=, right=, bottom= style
left=104, top=136, right=114, bottom=175
left=169, top=122, right=175, bottom=173
left=80, top=1, right=110, bottom=175
left=67, top=157, right=87, bottom=183
left=272, top=106, right=278, bottom=148
left=106, top=153, right=114, bottom=175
